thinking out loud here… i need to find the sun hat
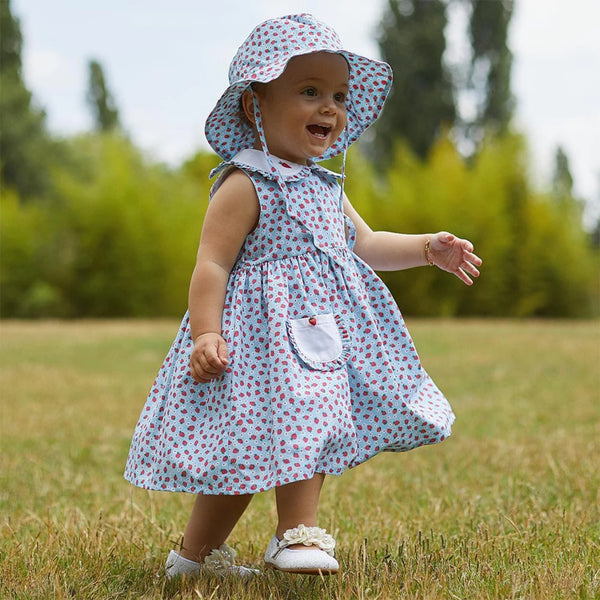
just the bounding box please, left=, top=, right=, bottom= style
left=204, top=13, right=393, bottom=162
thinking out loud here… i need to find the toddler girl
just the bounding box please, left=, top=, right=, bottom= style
left=124, top=13, right=482, bottom=577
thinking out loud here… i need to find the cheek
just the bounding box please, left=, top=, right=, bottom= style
left=337, top=110, right=348, bottom=133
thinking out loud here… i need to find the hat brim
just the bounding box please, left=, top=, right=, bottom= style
left=205, top=50, right=392, bottom=162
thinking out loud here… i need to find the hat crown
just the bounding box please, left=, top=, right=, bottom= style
left=228, top=14, right=343, bottom=85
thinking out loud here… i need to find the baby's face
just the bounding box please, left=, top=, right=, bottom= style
left=254, top=52, right=349, bottom=164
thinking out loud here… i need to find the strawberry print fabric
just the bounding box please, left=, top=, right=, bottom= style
left=124, top=150, right=455, bottom=495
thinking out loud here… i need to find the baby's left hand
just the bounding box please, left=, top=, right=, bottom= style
left=429, top=232, right=482, bottom=285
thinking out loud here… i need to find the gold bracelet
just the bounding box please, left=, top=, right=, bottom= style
left=424, top=238, right=434, bottom=266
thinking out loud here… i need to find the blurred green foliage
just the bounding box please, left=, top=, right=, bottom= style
left=1, top=133, right=217, bottom=317
left=347, top=134, right=597, bottom=317
left=1, top=130, right=597, bottom=318
left=2, top=0, right=596, bottom=319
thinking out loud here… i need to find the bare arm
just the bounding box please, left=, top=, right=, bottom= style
left=344, top=195, right=482, bottom=285
left=188, top=169, right=259, bottom=381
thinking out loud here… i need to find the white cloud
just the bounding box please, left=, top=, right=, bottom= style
left=510, top=0, right=600, bottom=202
left=22, top=47, right=89, bottom=132
left=511, top=0, right=600, bottom=61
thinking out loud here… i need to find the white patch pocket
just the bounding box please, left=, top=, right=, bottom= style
left=287, top=313, right=351, bottom=371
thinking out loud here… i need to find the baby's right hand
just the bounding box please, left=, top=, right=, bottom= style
left=190, top=333, right=229, bottom=383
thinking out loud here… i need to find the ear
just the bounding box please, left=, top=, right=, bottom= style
left=241, top=89, right=256, bottom=124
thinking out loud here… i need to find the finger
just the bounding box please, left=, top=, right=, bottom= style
left=433, top=232, right=454, bottom=250
left=464, top=250, right=483, bottom=266
left=191, top=352, right=222, bottom=381
left=191, top=362, right=208, bottom=382
left=191, top=352, right=218, bottom=377
left=190, top=354, right=201, bottom=374
left=455, top=267, right=474, bottom=286
left=191, top=363, right=217, bottom=383
left=203, top=347, right=226, bottom=370
left=460, top=239, right=474, bottom=253
left=198, top=358, right=221, bottom=376
left=217, top=338, right=229, bottom=365
left=462, top=260, right=481, bottom=279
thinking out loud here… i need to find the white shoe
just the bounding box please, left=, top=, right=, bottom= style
left=165, top=550, right=202, bottom=579
left=165, top=545, right=259, bottom=579
left=263, top=525, right=340, bottom=575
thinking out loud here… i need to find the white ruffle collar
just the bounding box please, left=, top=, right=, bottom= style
left=210, top=149, right=341, bottom=182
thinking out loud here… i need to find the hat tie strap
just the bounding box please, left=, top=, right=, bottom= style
left=252, top=90, right=288, bottom=199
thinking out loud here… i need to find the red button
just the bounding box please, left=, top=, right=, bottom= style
left=308, top=316, right=317, bottom=326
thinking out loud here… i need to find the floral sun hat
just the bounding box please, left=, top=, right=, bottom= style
left=204, top=13, right=393, bottom=162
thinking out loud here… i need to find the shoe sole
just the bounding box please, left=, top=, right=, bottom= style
left=264, top=562, right=339, bottom=575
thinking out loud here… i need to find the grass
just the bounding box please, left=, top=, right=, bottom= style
left=0, top=318, right=599, bottom=599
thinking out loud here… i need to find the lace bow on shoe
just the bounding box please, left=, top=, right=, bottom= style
left=203, top=544, right=238, bottom=575
left=278, top=524, right=336, bottom=557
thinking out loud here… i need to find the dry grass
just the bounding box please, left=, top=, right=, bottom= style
left=1, top=319, right=599, bottom=599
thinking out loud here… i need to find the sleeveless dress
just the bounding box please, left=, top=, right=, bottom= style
left=124, top=149, right=455, bottom=495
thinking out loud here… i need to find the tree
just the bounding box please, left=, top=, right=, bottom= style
left=375, top=0, right=456, bottom=163
left=590, top=182, right=600, bottom=249
left=0, top=0, right=20, bottom=73
left=551, top=146, right=574, bottom=199
left=549, top=145, right=586, bottom=236
left=465, top=0, right=515, bottom=150
left=0, top=0, right=52, bottom=198
left=86, top=59, right=120, bottom=131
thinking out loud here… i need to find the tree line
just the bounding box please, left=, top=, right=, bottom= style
left=1, top=0, right=598, bottom=318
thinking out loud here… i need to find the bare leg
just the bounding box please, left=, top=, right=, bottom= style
left=179, top=493, right=253, bottom=562
left=275, top=474, right=325, bottom=548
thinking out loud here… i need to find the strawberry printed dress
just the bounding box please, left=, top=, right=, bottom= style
left=124, top=148, right=455, bottom=495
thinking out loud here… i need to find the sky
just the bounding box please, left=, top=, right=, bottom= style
left=11, top=0, right=600, bottom=220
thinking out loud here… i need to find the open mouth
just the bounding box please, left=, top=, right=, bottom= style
left=307, top=124, right=332, bottom=139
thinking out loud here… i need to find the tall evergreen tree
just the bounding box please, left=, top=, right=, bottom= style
left=0, top=0, right=52, bottom=198
left=86, top=59, right=120, bottom=131
left=466, top=0, right=515, bottom=147
left=590, top=179, right=600, bottom=249
left=375, top=0, right=456, bottom=162
left=551, top=146, right=574, bottom=199
left=551, top=145, right=584, bottom=226
left=0, top=0, right=20, bottom=73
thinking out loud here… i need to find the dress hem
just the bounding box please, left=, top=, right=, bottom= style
left=123, top=468, right=343, bottom=496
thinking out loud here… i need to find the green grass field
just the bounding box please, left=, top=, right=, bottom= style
left=1, top=319, right=599, bottom=599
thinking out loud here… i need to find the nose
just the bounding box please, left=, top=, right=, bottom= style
left=319, top=94, right=338, bottom=114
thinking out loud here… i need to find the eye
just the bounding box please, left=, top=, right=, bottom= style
left=302, top=87, right=318, bottom=97
left=334, top=92, right=347, bottom=103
